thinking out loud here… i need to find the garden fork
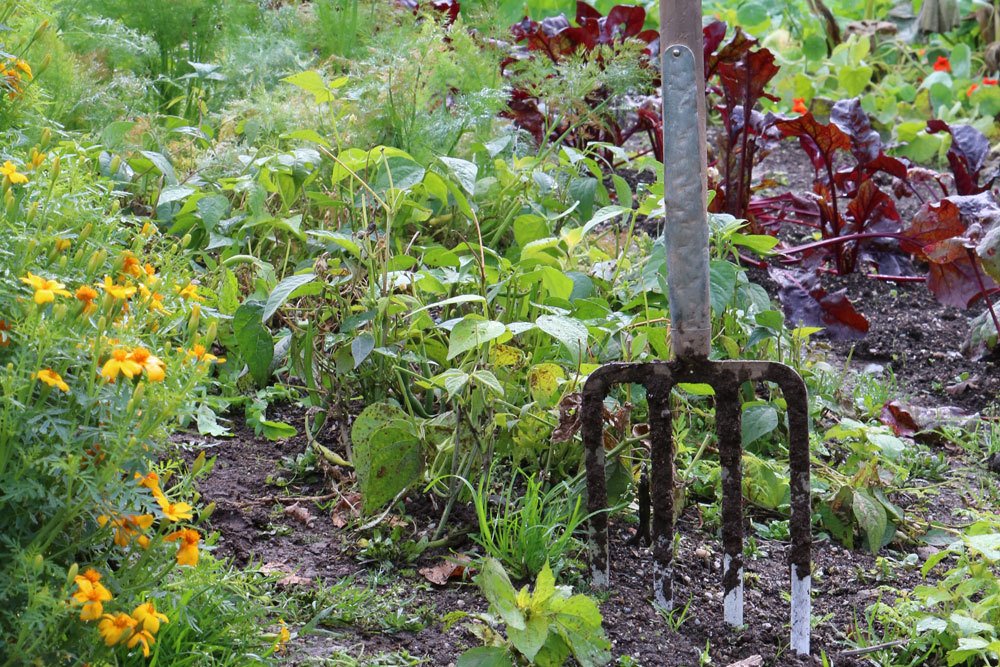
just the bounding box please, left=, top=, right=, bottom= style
left=581, top=0, right=812, bottom=655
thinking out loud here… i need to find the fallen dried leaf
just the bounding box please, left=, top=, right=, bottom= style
left=419, top=556, right=472, bottom=586
left=330, top=493, right=361, bottom=528
left=284, top=502, right=316, bottom=527
left=945, top=375, right=979, bottom=395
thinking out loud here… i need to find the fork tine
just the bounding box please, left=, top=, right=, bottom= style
left=716, top=382, right=745, bottom=627
left=649, top=386, right=674, bottom=610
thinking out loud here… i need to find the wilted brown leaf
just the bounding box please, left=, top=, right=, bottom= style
left=419, top=556, right=472, bottom=586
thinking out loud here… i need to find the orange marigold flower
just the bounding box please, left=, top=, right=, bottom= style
left=164, top=528, right=200, bottom=566
left=34, top=368, right=69, bottom=392
left=131, top=601, right=168, bottom=635
left=99, top=275, right=136, bottom=300
left=72, top=577, right=113, bottom=621
left=101, top=348, right=143, bottom=382
left=121, top=253, right=143, bottom=278
left=1, top=160, right=28, bottom=184
left=99, top=513, right=154, bottom=548
left=792, top=97, right=808, bottom=114
left=933, top=56, right=950, bottom=72
left=98, top=612, right=136, bottom=646
left=157, top=495, right=193, bottom=522
left=186, top=344, right=225, bottom=365
left=76, top=285, right=98, bottom=313
left=128, top=347, right=166, bottom=382
left=20, top=272, right=70, bottom=304
left=13, top=59, right=31, bottom=79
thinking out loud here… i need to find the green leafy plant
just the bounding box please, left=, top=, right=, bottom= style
left=462, top=469, right=587, bottom=580
left=456, top=558, right=612, bottom=667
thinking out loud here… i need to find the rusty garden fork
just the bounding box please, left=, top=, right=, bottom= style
left=581, top=1, right=812, bottom=656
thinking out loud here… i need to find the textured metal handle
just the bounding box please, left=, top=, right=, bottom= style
left=663, top=44, right=710, bottom=358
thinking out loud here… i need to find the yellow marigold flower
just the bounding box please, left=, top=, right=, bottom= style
left=33, top=368, right=69, bottom=392
left=127, top=628, right=155, bottom=657
left=76, top=567, right=103, bottom=585
left=72, top=578, right=113, bottom=621
left=1, top=160, right=28, bottom=185
left=157, top=496, right=193, bottom=522
left=186, top=344, right=225, bottom=365
left=131, top=602, right=168, bottom=635
left=20, top=272, right=70, bottom=304
left=101, top=348, right=143, bottom=382
left=140, top=221, right=157, bottom=236
left=164, top=528, right=200, bottom=566
left=142, top=264, right=158, bottom=284
left=128, top=347, right=166, bottom=382
left=14, top=59, right=31, bottom=79
left=75, top=285, right=98, bottom=313
left=54, top=238, right=71, bottom=253
left=98, top=612, right=136, bottom=646
left=27, top=148, right=45, bottom=170
left=99, top=276, right=136, bottom=300
left=274, top=619, right=291, bottom=653
left=176, top=282, right=204, bottom=302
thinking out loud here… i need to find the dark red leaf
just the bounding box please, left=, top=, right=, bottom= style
left=503, top=89, right=546, bottom=142
left=880, top=401, right=919, bottom=436
left=717, top=49, right=781, bottom=110
left=927, top=252, right=994, bottom=308
left=900, top=199, right=964, bottom=256
left=576, top=1, right=602, bottom=22
left=846, top=180, right=900, bottom=235
left=830, top=97, right=881, bottom=163
left=926, top=120, right=993, bottom=195
left=703, top=20, right=728, bottom=73
left=768, top=267, right=870, bottom=340
left=775, top=112, right=852, bottom=173
left=706, top=26, right=756, bottom=80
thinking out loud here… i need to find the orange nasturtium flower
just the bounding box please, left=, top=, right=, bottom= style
left=157, top=495, right=194, bottom=522
left=101, top=348, right=143, bottom=382
left=34, top=368, right=69, bottom=392
left=99, top=275, right=137, bottom=300
left=0, top=319, right=10, bottom=347
left=128, top=347, right=166, bottom=382
left=933, top=56, right=950, bottom=72
left=98, top=612, right=137, bottom=646
left=21, top=272, right=70, bottom=304
left=164, top=528, right=200, bottom=566
left=1, top=160, right=28, bottom=184
left=131, top=601, right=169, bottom=634
left=792, top=97, right=808, bottom=114
left=76, top=285, right=99, bottom=313
left=71, top=574, right=113, bottom=621
left=985, top=78, right=999, bottom=86
left=967, top=83, right=979, bottom=97
left=176, top=282, right=205, bottom=302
